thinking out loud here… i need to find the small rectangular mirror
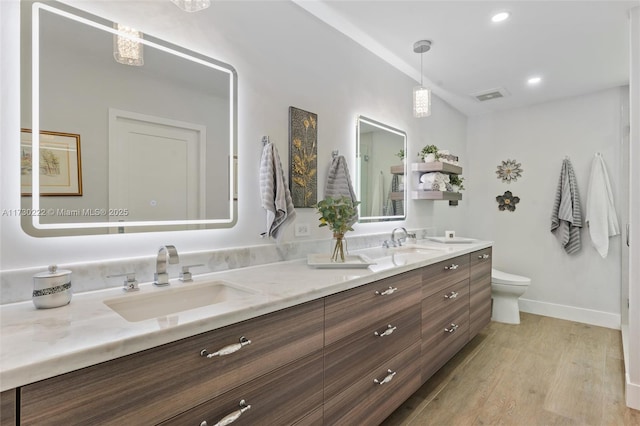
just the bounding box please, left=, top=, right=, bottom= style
left=356, top=116, right=407, bottom=223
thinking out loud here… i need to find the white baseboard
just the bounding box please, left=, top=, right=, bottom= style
left=518, top=298, right=621, bottom=330
left=622, top=325, right=640, bottom=410
left=626, top=373, right=640, bottom=410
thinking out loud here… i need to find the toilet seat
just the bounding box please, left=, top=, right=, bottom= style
left=491, top=268, right=531, bottom=286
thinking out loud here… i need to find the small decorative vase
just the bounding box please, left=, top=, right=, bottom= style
left=423, top=153, right=436, bottom=163
left=451, top=185, right=460, bottom=193
left=331, top=232, right=346, bottom=262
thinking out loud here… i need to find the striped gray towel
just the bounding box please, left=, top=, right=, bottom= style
left=324, top=155, right=358, bottom=225
left=260, top=142, right=296, bottom=239
left=551, top=158, right=583, bottom=254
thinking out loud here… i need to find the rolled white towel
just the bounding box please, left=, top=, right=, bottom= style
left=419, top=173, right=435, bottom=184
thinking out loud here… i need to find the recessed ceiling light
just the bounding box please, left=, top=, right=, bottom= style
left=527, top=76, right=542, bottom=85
left=491, top=12, right=510, bottom=23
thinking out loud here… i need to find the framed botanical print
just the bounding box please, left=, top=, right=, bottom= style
left=21, top=129, right=83, bottom=196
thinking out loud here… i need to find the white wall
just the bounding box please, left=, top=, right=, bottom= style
left=467, top=87, right=627, bottom=328
left=0, top=0, right=468, bottom=270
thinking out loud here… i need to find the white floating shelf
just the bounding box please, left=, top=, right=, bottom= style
left=411, top=191, right=462, bottom=201
left=411, top=162, right=463, bottom=175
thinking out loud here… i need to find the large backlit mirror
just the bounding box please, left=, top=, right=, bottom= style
left=356, top=116, right=406, bottom=223
left=20, top=1, right=237, bottom=235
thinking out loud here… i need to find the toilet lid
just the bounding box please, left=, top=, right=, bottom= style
left=491, top=268, right=531, bottom=286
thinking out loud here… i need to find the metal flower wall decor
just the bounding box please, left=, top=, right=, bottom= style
left=496, top=191, right=520, bottom=212
left=289, top=106, right=318, bottom=208
left=496, top=159, right=523, bottom=183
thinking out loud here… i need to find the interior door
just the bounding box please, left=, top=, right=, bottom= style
left=109, top=109, right=205, bottom=232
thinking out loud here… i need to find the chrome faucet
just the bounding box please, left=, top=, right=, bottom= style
left=391, top=227, right=408, bottom=247
left=154, top=245, right=179, bottom=287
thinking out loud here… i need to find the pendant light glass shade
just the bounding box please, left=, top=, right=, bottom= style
left=113, top=24, right=144, bottom=67
left=413, top=40, right=432, bottom=118
left=171, top=0, right=211, bottom=12
left=413, top=86, right=431, bottom=117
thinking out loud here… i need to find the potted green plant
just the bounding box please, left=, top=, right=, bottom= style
left=315, top=195, right=360, bottom=262
left=395, top=149, right=405, bottom=162
left=449, top=174, right=465, bottom=192
left=418, top=144, right=439, bottom=162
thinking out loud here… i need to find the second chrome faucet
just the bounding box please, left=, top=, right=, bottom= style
left=154, top=245, right=179, bottom=286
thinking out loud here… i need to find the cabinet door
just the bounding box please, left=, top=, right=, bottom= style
left=20, top=299, right=324, bottom=425
left=421, top=278, right=470, bottom=381
left=0, top=390, right=16, bottom=426
left=421, top=254, right=470, bottom=299
left=325, top=270, right=421, bottom=346
left=469, top=248, right=492, bottom=338
left=324, top=341, right=422, bottom=425
left=159, top=351, right=323, bottom=426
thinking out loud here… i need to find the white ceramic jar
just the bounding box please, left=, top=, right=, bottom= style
left=32, top=265, right=72, bottom=309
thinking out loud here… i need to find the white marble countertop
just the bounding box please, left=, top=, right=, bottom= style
left=0, top=239, right=491, bottom=391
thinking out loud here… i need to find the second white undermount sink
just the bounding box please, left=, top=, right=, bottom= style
left=104, top=281, right=258, bottom=322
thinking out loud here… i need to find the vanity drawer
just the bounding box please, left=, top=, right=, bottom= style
left=20, top=299, right=324, bottom=426
left=422, top=254, right=470, bottom=299
left=0, top=389, right=16, bottom=426
left=160, top=350, right=323, bottom=426
left=292, top=406, right=323, bottom=426
left=324, top=341, right=422, bottom=425
left=421, top=279, right=470, bottom=381
left=470, top=247, right=492, bottom=271
left=324, top=304, right=421, bottom=400
left=325, top=269, right=421, bottom=345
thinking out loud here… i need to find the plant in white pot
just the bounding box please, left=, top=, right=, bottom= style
left=449, top=174, right=465, bottom=192
left=418, top=144, right=439, bottom=163
left=396, top=149, right=405, bottom=163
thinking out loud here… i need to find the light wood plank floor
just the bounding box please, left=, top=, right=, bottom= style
left=382, top=313, right=640, bottom=426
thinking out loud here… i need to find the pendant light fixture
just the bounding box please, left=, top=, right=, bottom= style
left=171, top=0, right=211, bottom=12
left=113, top=23, right=144, bottom=66
left=413, top=40, right=432, bottom=118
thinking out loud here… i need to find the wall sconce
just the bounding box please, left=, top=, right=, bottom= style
left=171, top=0, right=211, bottom=12
left=413, top=40, right=432, bottom=118
left=113, top=23, right=144, bottom=66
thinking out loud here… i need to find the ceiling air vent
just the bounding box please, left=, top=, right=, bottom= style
left=471, top=87, right=510, bottom=102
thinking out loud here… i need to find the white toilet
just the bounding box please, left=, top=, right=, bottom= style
left=491, top=268, right=531, bottom=324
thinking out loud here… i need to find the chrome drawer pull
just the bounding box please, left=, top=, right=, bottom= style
left=201, top=399, right=251, bottom=426
left=374, top=324, right=397, bottom=337
left=375, top=286, right=398, bottom=296
left=478, top=254, right=490, bottom=259
left=444, top=291, right=458, bottom=300
left=444, top=323, right=459, bottom=333
left=444, top=264, right=459, bottom=270
left=373, top=369, right=397, bottom=385
left=200, top=336, right=251, bottom=358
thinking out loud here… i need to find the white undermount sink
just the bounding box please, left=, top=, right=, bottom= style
left=104, top=281, right=258, bottom=322
left=390, top=245, right=444, bottom=255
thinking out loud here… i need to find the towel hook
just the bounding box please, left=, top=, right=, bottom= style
left=332, top=150, right=339, bottom=159
left=262, top=136, right=270, bottom=146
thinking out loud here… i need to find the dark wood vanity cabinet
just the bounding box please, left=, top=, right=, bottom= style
left=324, top=270, right=422, bottom=424
left=469, top=247, right=493, bottom=339
left=421, top=249, right=492, bottom=382
left=10, top=247, right=492, bottom=426
left=19, top=299, right=324, bottom=425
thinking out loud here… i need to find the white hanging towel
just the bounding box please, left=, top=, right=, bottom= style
left=551, top=158, right=583, bottom=254
left=259, top=141, right=296, bottom=240
left=325, top=155, right=358, bottom=225
left=586, top=153, right=620, bottom=258
left=370, top=171, right=384, bottom=216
